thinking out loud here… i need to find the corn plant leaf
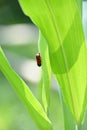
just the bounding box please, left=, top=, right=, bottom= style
left=62, top=94, right=75, bottom=130
left=0, top=47, right=52, bottom=130
left=61, top=0, right=86, bottom=129
left=38, top=31, right=51, bottom=113
left=62, top=1, right=83, bottom=129
left=76, top=0, right=82, bottom=14
left=80, top=110, right=87, bottom=130
left=18, top=0, right=87, bottom=124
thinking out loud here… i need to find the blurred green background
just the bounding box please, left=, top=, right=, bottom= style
left=0, top=0, right=87, bottom=130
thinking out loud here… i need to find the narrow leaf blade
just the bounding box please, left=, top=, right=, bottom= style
left=0, top=47, right=52, bottom=130
left=38, top=31, right=51, bottom=113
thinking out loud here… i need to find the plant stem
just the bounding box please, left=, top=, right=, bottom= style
left=76, top=124, right=82, bottom=130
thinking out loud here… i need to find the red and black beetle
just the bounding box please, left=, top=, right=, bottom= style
left=36, top=53, right=41, bottom=67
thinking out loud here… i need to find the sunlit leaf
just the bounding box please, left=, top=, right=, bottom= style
left=0, top=47, right=52, bottom=130
left=18, top=0, right=87, bottom=124
left=76, top=0, right=82, bottom=14
left=38, top=32, right=51, bottom=113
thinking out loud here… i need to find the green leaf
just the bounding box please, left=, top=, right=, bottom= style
left=38, top=31, right=51, bottom=113
left=76, top=0, right=82, bottom=15
left=0, top=47, right=52, bottom=130
left=18, top=0, right=87, bottom=124
left=80, top=110, right=87, bottom=130
left=61, top=94, right=75, bottom=130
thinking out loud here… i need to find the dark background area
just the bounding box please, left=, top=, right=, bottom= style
left=0, top=0, right=31, bottom=24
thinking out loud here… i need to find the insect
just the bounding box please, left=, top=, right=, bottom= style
left=36, top=53, right=41, bottom=67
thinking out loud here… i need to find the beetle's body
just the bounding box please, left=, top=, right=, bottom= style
left=36, top=53, right=41, bottom=67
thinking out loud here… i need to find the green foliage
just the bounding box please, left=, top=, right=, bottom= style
left=0, top=47, right=52, bottom=130
left=76, top=0, right=82, bottom=14
left=38, top=32, right=51, bottom=113
left=62, top=94, right=75, bottom=130
left=18, top=0, right=86, bottom=125
left=0, top=0, right=87, bottom=130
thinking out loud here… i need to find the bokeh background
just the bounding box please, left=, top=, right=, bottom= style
left=0, top=0, right=87, bottom=130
